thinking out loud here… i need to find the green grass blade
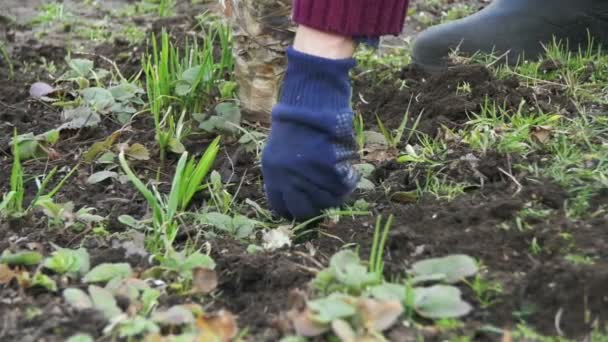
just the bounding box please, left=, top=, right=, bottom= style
left=167, top=152, right=188, bottom=218
left=45, top=164, right=78, bottom=200
left=375, top=215, right=394, bottom=277
left=118, top=150, right=164, bottom=225
left=369, top=215, right=382, bottom=274
left=0, top=192, right=16, bottom=214
left=10, top=129, right=24, bottom=213
left=182, top=136, right=220, bottom=210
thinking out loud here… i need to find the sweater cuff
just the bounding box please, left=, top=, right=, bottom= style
left=292, top=0, right=409, bottom=37
left=278, top=47, right=356, bottom=113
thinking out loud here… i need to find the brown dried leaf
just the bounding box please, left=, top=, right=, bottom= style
left=530, top=126, right=553, bottom=144
left=331, top=319, right=356, bottom=342
left=196, top=310, right=238, bottom=342
left=287, top=308, right=329, bottom=337
left=0, top=264, right=16, bottom=284
left=358, top=298, right=404, bottom=332
left=362, top=146, right=399, bottom=163
left=191, top=267, right=218, bottom=294
left=125, top=143, right=150, bottom=161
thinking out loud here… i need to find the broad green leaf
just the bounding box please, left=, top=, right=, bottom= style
left=411, top=255, right=478, bottom=284
left=86, top=171, right=118, bottom=184
left=202, top=212, right=232, bottom=231
left=75, top=207, right=105, bottom=223
left=97, top=151, right=116, bottom=164
left=109, top=83, right=141, bottom=102
left=40, top=129, right=60, bottom=144
left=12, top=130, right=59, bottom=160
left=117, top=215, right=142, bottom=228
left=181, top=252, right=216, bottom=273
left=413, top=285, right=472, bottom=319
left=329, top=250, right=376, bottom=290
left=118, top=316, right=160, bottom=338
left=232, top=215, right=256, bottom=239
left=31, top=272, right=58, bottom=291
left=182, top=65, right=202, bottom=83
left=368, top=283, right=407, bottom=302
left=175, top=80, right=192, bottom=97
left=83, top=263, right=133, bottom=283
left=89, top=285, right=122, bottom=319
left=63, top=288, right=93, bottom=310
left=59, top=107, right=101, bottom=130
left=43, top=247, right=90, bottom=276
left=82, top=87, right=115, bottom=112
left=68, top=59, right=94, bottom=77
left=308, top=294, right=356, bottom=324
left=168, top=138, right=185, bottom=154
left=0, top=250, right=43, bottom=266
left=141, top=288, right=161, bottom=315
left=198, top=102, right=241, bottom=133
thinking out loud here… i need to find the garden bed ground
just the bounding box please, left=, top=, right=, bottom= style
left=1, top=1, right=607, bottom=341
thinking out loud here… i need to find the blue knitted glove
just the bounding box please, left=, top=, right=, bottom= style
left=261, top=47, right=360, bottom=221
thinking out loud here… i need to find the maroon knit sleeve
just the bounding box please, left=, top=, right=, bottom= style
left=292, top=0, right=409, bottom=37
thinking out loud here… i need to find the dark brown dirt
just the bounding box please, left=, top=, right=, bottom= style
left=354, top=64, right=573, bottom=140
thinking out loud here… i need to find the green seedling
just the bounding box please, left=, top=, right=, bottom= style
left=0, top=250, right=43, bottom=266
left=43, top=246, right=91, bottom=277
left=11, top=129, right=59, bottom=160
left=464, top=273, right=503, bottom=309
left=354, top=112, right=366, bottom=150
left=375, top=99, right=421, bottom=149
left=297, top=249, right=480, bottom=340
left=0, top=42, right=14, bottom=80
left=143, top=249, right=216, bottom=295
left=564, top=253, right=596, bottom=265
left=207, top=170, right=234, bottom=214
left=0, top=131, right=24, bottom=216
left=119, top=138, right=220, bottom=255
left=1, top=131, right=77, bottom=219
left=30, top=3, right=71, bottom=26
left=138, top=0, right=176, bottom=17
left=144, top=26, right=233, bottom=119
left=369, top=215, right=394, bottom=281
left=36, top=199, right=105, bottom=229
left=178, top=136, right=221, bottom=210
left=83, top=262, right=133, bottom=283
left=199, top=212, right=259, bottom=240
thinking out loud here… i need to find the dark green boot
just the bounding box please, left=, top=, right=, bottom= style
left=412, top=0, right=608, bottom=70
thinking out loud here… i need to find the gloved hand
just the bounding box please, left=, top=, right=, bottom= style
left=262, top=47, right=360, bottom=221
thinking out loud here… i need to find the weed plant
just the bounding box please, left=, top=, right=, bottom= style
left=119, top=137, right=220, bottom=255
left=144, top=26, right=233, bottom=160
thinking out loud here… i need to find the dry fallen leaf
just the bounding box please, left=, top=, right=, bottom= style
left=125, top=143, right=151, bottom=161
left=332, top=319, right=357, bottom=342
left=362, top=146, right=399, bottom=163
left=0, top=264, right=16, bottom=284
left=530, top=126, right=553, bottom=144
left=196, top=310, right=238, bottom=342
left=357, top=298, right=404, bottom=332
left=191, top=267, right=218, bottom=295
left=287, top=308, right=329, bottom=337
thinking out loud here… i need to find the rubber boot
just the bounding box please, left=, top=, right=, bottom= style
left=412, top=0, right=608, bottom=70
